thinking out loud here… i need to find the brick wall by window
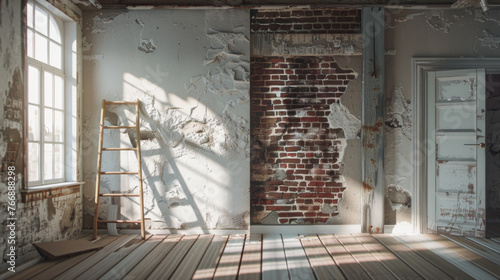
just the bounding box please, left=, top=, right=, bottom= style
left=250, top=57, right=356, bottom=224
left=251, top=9, right=361, bottom=34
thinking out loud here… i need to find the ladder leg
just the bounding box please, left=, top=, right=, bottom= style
left=93, top=99, right=107, bottom=240
left=136, top=99, right=146, bottom=239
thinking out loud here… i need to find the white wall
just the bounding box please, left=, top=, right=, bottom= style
left=82, top=9, right=250, bottom=233
left=385, top=8, right=500, bottom=231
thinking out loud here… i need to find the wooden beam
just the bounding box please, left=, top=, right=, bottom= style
left=361, top=6, right=385, bottom=234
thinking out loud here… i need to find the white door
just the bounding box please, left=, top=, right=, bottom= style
left=427, top=69, right=486, bottom=237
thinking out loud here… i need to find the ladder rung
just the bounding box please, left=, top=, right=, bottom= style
left=97, top=220, right=142, bottom=223
left=100, top=172, right=138, bottom=175
left=102, top=148, right=137, bottom=151
left=99, top=193, right=140, bottom=197
left=104, top=101, right=139, bottom=105
left=103, top=126, right=137, bottom=129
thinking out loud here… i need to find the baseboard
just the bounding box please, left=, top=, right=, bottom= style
left=250, top=224, right=362, bottom=234
left=384, top=225, right=395, bottom=233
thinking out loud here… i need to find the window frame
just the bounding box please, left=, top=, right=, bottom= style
left=26, top=0, right=67, bottom=187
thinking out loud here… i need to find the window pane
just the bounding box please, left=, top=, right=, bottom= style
left=28, top=66, right=40, bottom=104
left=54, top=75, right=64, bottom=109
left=49, top=16, right=62, bottom=43
left=35, top=33, right=48, bottom=64
left=28, top=143, right=40, bottom=182
left=28, top=105, right=40, bottom=141
left=54, top=110, right=64, bottom=142
left=44, top=143, right=53, bottom=180
left=27, top=29, right=34, bottom=58
left=49, top=41, right=62, bottom=69
left=34, top=5, right=48, bottom=36
left=27, top=3, right=34, bottom=28
left=54, top=144, right=64, bottom=179
left=44, top=108, right=53, bottom=141
left=44, top=72, right=53, bottom=107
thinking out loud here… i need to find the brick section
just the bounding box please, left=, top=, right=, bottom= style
left=251, top=9, right=361, bottom=34
left=250, top=57, right=355, bottom=224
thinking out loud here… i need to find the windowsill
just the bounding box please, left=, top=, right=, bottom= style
left=22, top=182, right=83, bottom=203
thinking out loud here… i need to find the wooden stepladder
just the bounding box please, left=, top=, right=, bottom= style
left=93, top=99, right=145, bottom=240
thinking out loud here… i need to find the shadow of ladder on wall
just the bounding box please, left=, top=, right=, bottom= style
left=92, top=99, right=146, bottom=240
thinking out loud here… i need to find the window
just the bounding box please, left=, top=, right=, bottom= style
left=26, top=0, right=76, bottom=187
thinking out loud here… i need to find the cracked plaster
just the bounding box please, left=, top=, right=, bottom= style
left=82, top=9, right=250, bottom=233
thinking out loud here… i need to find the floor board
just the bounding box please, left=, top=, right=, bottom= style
left=147, top=235, right=199, bottom=279
left=374, top=234, right=453, bottom=280
left=262, top=233, right=288, bottom=280
left=336, top=234, right=395, bottom=280
left=213, top=234, right=245, bottom=280
left=301, top=235, right=345, bottom=280
left=122, top=234, right=182, bottom=280
left=424, top=234, right=500, bottom=279
left=394, top=234, right=475, bottom=280
left=7, top=232, right=500, bottom=280
left=170, top=235, right=214, bottom=280
left=238, top=234, right=262, bottom=280
left=54, top=234, right=139, bottom=280
left=191, top=235, right=228, bottom=280
left=99, top=235, right=166, bottom=280
left=282, top=234, right=315, bottom=280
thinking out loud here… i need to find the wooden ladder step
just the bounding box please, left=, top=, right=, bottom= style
left=97, top=220, right=142, bottom=224
left=103, top=125, right=137, bottom=129
left=99, top=193, right=140, bottom=197
left=100, top=171, right=138, bottom=175
left=102, top=148, right=137, bottom=151
left=94, top=98, right=145, bottom=240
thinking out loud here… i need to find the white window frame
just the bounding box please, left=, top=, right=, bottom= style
left=26, top=0, right=77, bottom=188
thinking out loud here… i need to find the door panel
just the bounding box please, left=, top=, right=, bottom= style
left=427, top=69, right=486, bottom=237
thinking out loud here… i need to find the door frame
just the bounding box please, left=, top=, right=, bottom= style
left=412, top=58, right=500, bottom=234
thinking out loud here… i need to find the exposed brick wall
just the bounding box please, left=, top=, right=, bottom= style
left=251, top=9, right=361, bottom=34
left=250, top=57, right=356, bottom=224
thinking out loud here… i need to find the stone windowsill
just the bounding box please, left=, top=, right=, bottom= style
left=21, top=182, right=84, bottom=203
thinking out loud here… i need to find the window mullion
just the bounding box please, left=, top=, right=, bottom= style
left=40, top=67, right=45, bottom=185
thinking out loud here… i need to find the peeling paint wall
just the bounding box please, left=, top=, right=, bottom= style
left=82, top=9, right=250, bottom=233
left=386, top=8, right=500, bottom=231
left=0, top=0, right=83, bottom=271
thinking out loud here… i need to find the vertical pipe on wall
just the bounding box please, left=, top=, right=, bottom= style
left=361, top=7, right=385, bottom=233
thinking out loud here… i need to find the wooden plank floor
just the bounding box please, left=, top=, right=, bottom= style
left=5, top=232, right=500, bottom=280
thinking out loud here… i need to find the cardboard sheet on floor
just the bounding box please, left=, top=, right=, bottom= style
left=33, top=239, right=104, bottom=259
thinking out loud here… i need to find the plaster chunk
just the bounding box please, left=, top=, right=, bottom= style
left=426, top=15, right=454, bottom=33
left=385, top=87, right=412, bottom=140
left=321, top=204, right=338, bottom=214
left=327, top=102, right=361, bottom=140
left=138, top=39, right=157, bottom=53
left=476, top=30, right=500, bottom=50
left=395, top=12, right=425, bottom=23
left=261, top=211, right=279, bottom=224
left=386, top=184, right=411, bottom=210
